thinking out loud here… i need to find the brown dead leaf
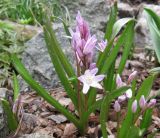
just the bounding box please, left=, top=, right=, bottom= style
left=62, top=123, right=77, bottom=138
left=87, top=127, right=98, bottom=138
left=47, top=114, right=67, bottom=124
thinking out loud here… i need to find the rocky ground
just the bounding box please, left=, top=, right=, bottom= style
left=0, top=0, right=160, bottom=137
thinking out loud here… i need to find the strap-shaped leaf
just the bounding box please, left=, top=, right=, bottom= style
left=105, top=2, right=118, bottom=41
left=140, top=109, right=152, bottom=131
left=99, top=20, right=135, bottom=74
left=11, top=54, right=80, bottom=129
left=145, top=8, right=160, bottom=63
left=111, top=18, right=134, bottom=40
left=13, top=72, right=20, bottom=102
left=44, top=27, right=77, bottom=107
left=44, top=16, right=76, bottom=80
left=117, top=21, right=135, bottom=74
left=1, top=98, right=18, bottom=131
left=149, top=67, right=160, bottom=74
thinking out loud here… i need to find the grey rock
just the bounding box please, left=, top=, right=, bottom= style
left=20, top=0, right=110, bottom=91
left=135, top=4, right=160, bottom=47
left=0, top=88, right=9, bottom=137
left=19, top=133, right=54, bottom=138
left=21, top=23, right=75, bottom=91
left=118, top=2, right=139, bottom=17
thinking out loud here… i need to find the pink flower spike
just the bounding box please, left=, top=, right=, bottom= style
left=132, top=100, right=137, bottom=113
left=76, top=11, right=90, bottom=40
left=114, top=101, right=121, bottom=112
left=139, top=95, right=146, bottom=109
left=128, top=71, right=137, bottom=84
left=125, top=89, right=132, bottom=99
left=96, top=40, right=107, bottom=52
left=83, top=35, right=97, bottom=55
left=78, top=68, right=105, bottom=94
left=118, top=95, right=126, bottom=102
left=148, top=99, right=156, bottom=108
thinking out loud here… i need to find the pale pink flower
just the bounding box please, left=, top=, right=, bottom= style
left=78, top=68, right=105, bottom=94
left=114, top=100, right=121, bottom=112
left=128, top=71, right=137, bottom=83
left=125, top=89, right=132, bottom=99
left=116, top=74, right=126, bottom=88
left=96, top=40, right=107, bottom=52
left=139, top=95, right=146, bottom=109
left=83, top=35, right=97, bottom=55
left=132, top=100, right=137, bottom=113
left=118, top=95, right=126, bottom=102
left=147, top=99, right=156, bottom=108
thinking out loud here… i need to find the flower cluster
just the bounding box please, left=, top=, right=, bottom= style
left=71, top=11, right=97, bottom=69
left=71, top=11, right=106, bottom=94
left=114, top=71, right=137, bottom=112
left=131, top=95, right=156, bottom=113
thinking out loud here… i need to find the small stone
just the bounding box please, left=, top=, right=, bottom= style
left=19, top=133, right=54, bottom=138
left=47, top=115, right=67, bottom=124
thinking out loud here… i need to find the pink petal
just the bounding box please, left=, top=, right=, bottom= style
left=91, top=82, right=102, bottom=89
left=139, top=95, right=146, bottom=109
left=118, top=95, right=126, bottom=102
left=116, top=74, right=124, bottom=87
left=114, top=101, right=121, bottom=112
left=89, top=63, right=96, bottom=70
left=125, top=89, right=132, bottom=98
left=90, top=68, right=98, bottom=75
left=82, top=84, right=90, bottom=94
left=83, top=35, right=97, bottom=55
left=132, top=100, right=137, bottom=113
left=78, top=75, right=85, bottom=83
left=95, top=75, right=105, bottom=82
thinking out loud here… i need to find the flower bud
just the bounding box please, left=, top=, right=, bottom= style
left=118, top=95, right=126, bottom=102
left=139, top=95, right=146, bottom=109
left=148, top=99, right=156, bottom=108
left=125, top=89, right=132, bottom=99
left=128, top=71, right=137, bottom=84
left=114, top=101, right=121, bottom=112
left=132, top=100, right=137, bottom=113
left=116, top=74, right=124, bottom=87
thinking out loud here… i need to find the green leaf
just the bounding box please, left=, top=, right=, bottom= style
left=145, top=8, right=160, bottom=63
left=43, top=27, right=77, bottom=108
left=13, top=72, right=19, bottom=102
left=149, top=67, right=160, bottom=74
left=140, top=109, right=152, bottom=131
left=117, top=21, right=135, bottom=74
left=43, top=16, right=76, bottom=81
left=105, top=2, right=118, bottom=41
left=11, top=54, right=81, bottom=130
left=103, top=60, right=115, bottom=91
left=135, top=75, right=155, bottom=101
left=111, top=18, right=134, bottom=40
left=99, top=20, right=135, bottom=74
left=100, top=86, right=130, bottom=138
left=119, top=75, right=155, bottom=138
left=126, top=126, right=142, bottom=138
left=1, top=98, right=18, bottom=131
